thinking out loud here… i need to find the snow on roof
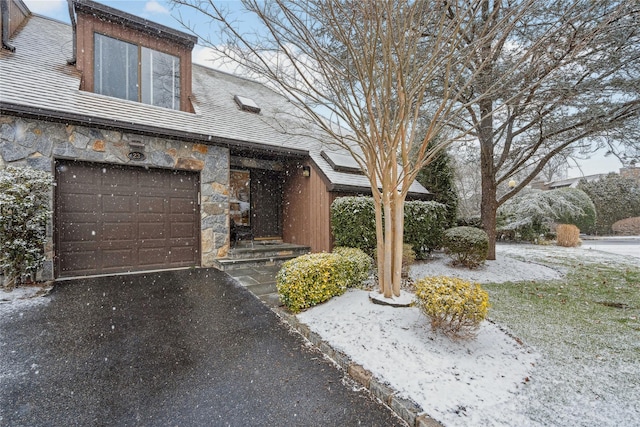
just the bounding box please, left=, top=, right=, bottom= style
left=0, top=14, right=429, bottom=196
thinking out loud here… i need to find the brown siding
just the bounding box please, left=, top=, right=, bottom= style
left=75, top=11, right=193, bottom=112
left=283, top=162, right=333, bottom=253
left=3, top=0, right=29, bottom=39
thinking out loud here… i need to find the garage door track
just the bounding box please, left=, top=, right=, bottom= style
left=0, top=268, right=403, bottom=426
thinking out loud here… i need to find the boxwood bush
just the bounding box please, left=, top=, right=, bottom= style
left=332, top=247, right=373, bottom=287
left=331, top=196, right=448, bottom=259
left=442, top=226, right=489, bottom=268
left=414, top=276, right=489, bottom=339
left=276, top=253, right=349, bottom=313
left=277, top=248, right=374, bottom=313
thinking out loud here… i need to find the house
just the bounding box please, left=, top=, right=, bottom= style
left=0, top=0, right=430, bottom=280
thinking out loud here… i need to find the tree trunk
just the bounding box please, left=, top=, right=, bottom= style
left=479, top=96, right=497, bottom=260
left=392, top=191, right=404, bottom=297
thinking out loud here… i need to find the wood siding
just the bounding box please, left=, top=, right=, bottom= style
left=75, top=11, right=194, bottom=113
left=3, top=0, right=29, bottom=39
left=283, top=162, right=333, bottom=253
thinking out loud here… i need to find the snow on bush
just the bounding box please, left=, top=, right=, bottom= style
left=0, top=167, right=52, bottom=290
left=332, top=246, right=373, bottom=287
left=414, top=276, right=489, bottom=339
left=579, top=173, right=640, bottom=234
left=498, top=188, right=596, bottom=241
left=442, top=226, right=489, bottom=268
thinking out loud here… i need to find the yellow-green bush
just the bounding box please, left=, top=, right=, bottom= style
left=414, top=276, right=490, bottom=339
left=332, top=247, right=373, bottom=287
left=276, top=253, right=350, bottom=313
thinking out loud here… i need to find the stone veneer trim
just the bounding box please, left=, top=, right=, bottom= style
left=0, top=115, right=230, bottom=279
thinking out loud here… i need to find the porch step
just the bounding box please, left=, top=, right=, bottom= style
left=226, top=243, right=311, bottom=261
left=215, top=244, right=310, bottom=272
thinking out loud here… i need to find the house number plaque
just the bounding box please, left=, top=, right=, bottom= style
left=128, top=151, right=146, bottom=161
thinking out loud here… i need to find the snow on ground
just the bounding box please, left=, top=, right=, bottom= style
left=0, top=283, right=52, bottom=315
left=298, top=289, right=538, bottom=426
left=297, top=241, right=640, bottom=426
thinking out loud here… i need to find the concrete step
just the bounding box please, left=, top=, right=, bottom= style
left=214, top=254, right=299, bottom=272
left=227, top=243, right=310, bottom=260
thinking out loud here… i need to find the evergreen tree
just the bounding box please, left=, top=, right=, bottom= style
left=416, top=147, right=458, bottom=228
left=578, top=173, right=640, bottom=235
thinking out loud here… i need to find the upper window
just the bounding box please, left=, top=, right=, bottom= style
left=94, top=33, right=181, bottom=110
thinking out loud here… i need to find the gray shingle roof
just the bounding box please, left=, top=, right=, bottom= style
left=0, top=13, right=429, bottom=196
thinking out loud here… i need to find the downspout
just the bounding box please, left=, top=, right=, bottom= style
left=1, top=0, right=16, bottom=52
left=66, top=0, right=76, bottom=65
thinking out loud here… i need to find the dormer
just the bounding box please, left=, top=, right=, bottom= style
left=72, top=0, right=197, bottom=112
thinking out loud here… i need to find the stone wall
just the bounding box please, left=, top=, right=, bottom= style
left=0, top=115, right=230, bottom=279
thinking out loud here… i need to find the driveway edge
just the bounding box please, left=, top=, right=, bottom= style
left=271, top=306, right=444, bottom=427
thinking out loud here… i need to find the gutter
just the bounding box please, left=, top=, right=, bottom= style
left=0, top=101, right=309, bottom=158
left=1, top=0, right=16, bottom=52
left=66, top=0, right=76, bottom=65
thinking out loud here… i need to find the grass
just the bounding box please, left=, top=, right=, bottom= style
left=482, top=253, right=640, bottom=425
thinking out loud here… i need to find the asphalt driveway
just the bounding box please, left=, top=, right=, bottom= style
left=0, top=268, right=404, bottom=426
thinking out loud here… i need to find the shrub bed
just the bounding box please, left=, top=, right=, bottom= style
left=414, top=276, right=489, bottom=339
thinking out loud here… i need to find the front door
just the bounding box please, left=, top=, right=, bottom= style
left=251, top=169, right=283, bottom=239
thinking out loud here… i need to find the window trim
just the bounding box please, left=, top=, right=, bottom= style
left=93, top=32, right=181, bottom=110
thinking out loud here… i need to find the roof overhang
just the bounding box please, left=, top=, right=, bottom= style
left=73, top=0, right=197, bottom=48
left=0, top=101, right=309, bottom=158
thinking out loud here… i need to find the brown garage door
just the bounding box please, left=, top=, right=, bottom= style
left=55, top=160, right=200, bottom=277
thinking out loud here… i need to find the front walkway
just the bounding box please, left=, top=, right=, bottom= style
left=227, top=264, right=282, bottom=308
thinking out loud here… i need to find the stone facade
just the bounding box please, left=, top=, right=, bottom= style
left=0, top=115, right=230, bottom=279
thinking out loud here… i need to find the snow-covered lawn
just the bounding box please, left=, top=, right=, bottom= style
left=298, top=243, right=640, bottom=426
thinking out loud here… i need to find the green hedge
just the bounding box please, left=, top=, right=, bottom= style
left=330, top=197, right=377, bottom=256
left=330, top=196, right=448, bottom=259
left=404, top=200, right=448, bottom=258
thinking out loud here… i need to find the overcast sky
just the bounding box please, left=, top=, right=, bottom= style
left=21, top=0, right=626, bottom=179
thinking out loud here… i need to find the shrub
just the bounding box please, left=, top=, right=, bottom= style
left=556, top=224, right=581, bottom=247
left=331, top=197, right=377, bottom=256
left=332, top=246, right=373, bottom=288
left=414, top=276, right=489, bottom=339
left=0, top=166, right=52, bottom=290
left=442, top=226, right=489, bottom=268
left=331, top=196, right=449, bottom=259
left=404, top=200, right=448, bottom=258
left=276, top=253, right=350, bottom=313
left=498, top=188, right=596, bottom=242
left=612, top=216, right=640, bottom=236
left=579, top=173, right=640, bottom=234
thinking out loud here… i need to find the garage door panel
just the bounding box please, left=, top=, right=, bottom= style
left=138, top=248, right=169, bottom=266
left=170, top=197, right=196, bottom=213
left=102, top=249, right=136, bottom=269
left=170, top=246, right=197, bottom=263
left=102, top=222, right=136, bottom=241
left=102, top=195, right=135, bottom=213
left=139, top=223, right=167, bottom=239
left=139, top=196, right=166, bottom=213
left=59, top=251, right=98, bottom=273
left=59, top=193, right=101, bottom=213
left=55, top=161, right=200, bottom=277
left=60, top=221, right=99, bottom=243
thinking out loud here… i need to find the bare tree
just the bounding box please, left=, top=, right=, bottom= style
left=172, top=0, right=522, bottom=297
left=445, top=0, right=640, bottom=258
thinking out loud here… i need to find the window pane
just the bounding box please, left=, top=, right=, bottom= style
left=94, top=34, right=137, bottom=102
left=141, top=47, right=180, bottom=110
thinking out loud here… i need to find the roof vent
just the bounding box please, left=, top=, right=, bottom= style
left=234, top=95, right=261, bottom=114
